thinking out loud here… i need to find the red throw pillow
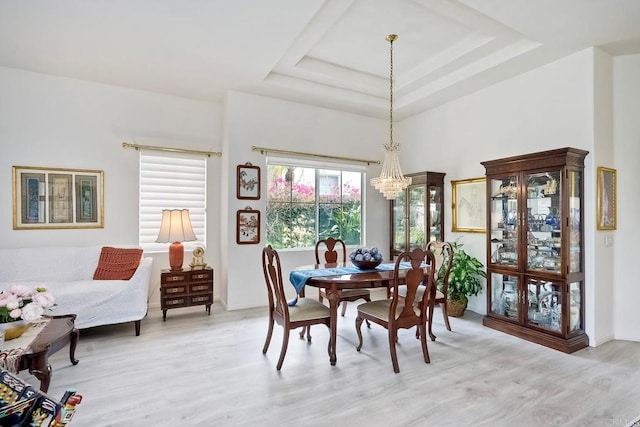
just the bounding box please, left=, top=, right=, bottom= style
left=93, top=247, right=143, bottom=280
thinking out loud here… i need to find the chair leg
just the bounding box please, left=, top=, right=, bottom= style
left=441, top=301, right=452, bottom=331
left=363, top=296, right=371, bottom=328
left=418, top=323, right=431, bottom=364
left=355, top=316, right=364, bottom=351
left=341, top=301, right=348, bottom=316
left=388, top=328, right=400, bottom=373
left=299, top=326, right=311, bottom=341
left=428, top=300, right=437, bottom=342
left=276, top=326, right=290, bottom=370
left=263, top=317, right=274, bottom=354
left=318, top=288, right=323, bottom=304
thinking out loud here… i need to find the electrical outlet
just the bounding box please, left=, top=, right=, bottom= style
left=604, top=234, right=614, bottom=247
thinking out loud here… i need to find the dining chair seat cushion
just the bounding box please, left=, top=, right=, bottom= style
left=357, top=300, right=418, bottom=322
left=289, top=298, right=331, bottom=322
left=396, top=285, right=444, bottom=301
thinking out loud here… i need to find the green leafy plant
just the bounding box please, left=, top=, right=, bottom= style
left=446, top=241, right=486, bottom=302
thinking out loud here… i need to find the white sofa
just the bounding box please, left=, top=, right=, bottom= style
left=0, top=246, right=153, bottom=335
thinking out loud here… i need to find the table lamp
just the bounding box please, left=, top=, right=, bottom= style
left=156, top=209, right=197, bottom=271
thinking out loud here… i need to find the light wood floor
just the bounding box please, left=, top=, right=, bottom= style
left=21, top=300, right=640, bottom=427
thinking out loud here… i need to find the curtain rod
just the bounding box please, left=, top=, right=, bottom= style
left=122, top=142, right=222, bottom=158
left=251, top=145, right=380, bottom=165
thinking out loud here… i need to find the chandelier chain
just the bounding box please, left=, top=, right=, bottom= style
left=389, top=36, right=394, bottom=147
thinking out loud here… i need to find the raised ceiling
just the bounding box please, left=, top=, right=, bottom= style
left=1, top=0, right=639, bottom=119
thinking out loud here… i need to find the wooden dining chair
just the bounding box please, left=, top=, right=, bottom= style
left=355, top=247, right=436, bottom=373
left=395, top=241, right=454, bottom=341
left=315, top=237, right=371, bottom=316
left=261, top=245, right=331, bottom=370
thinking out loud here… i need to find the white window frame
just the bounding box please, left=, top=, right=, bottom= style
left=266, top=155, right=365, bottom=249
left=139, top=151, right=207, bottom=252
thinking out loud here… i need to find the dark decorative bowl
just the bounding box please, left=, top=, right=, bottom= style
left=351, top=259, right=382, bottom=270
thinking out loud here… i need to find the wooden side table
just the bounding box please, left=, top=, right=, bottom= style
left=160, top=267, right=213, bottom=320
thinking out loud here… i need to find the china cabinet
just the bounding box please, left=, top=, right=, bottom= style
left=390, top=171, right=445, bottom=259
left=481, top=148, right=588, bottom=353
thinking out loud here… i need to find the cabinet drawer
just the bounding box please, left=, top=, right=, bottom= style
left=163, top=273, right=187, bottom=284
left=190, top=270, right=211, bottom=281
left=162, top=297, right=188, bottom=308
left=189, top=283, right=212, bottom=293
left=162, top=285, right=187, bottom=296
left=190, top=294, right=212, bottom=305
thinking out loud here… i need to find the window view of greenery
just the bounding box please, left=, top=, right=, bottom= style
left=266, top=165, right=362, bottom=249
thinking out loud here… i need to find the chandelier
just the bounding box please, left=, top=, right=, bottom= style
left=371, top=34, right=411, bottom=200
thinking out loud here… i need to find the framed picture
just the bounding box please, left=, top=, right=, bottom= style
left=236, top=208, right=260, bottom=244
left=597, top=166, right=616, bottom=230
left=452, top=177, right=486, bottom=233
left=237, top=162, right=260, bottom=200
left=13, top=166, right=104, bottom=229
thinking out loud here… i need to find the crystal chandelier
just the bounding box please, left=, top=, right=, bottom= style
left=371, top=34, right=411, bottom=200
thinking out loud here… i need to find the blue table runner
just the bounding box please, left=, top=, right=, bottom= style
left=288, top=262, right=414, bottom=306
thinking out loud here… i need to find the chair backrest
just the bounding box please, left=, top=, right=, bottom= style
left=390, top=247, right=436, bottom=326
left=314, top=237, right=346, bottom=264
left=262, top=245, right=289, bottom=321
left=426, top=241, right=454, bottom=296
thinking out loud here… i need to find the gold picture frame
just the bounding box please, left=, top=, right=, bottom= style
left=452, top=177, right=486, bottom=233
left=13, top=166, right=104, bottom=229
left=596, top=166, right=616, bottom=230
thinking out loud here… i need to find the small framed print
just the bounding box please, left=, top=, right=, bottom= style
left=236, top=208, right=260, bottom=244
left=13, top=166, right=104, bottom=229
left=237, top=162, right=260, bottom=200
left=597, top=166, right=616, bottom=230
left=451, top=177, right=486, bottom=233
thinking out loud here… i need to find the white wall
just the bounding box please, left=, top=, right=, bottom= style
left=0, top=66, right=223, bottom=306
left=612, top=53, right=640, bottom=341
left=221, top=91, right=389, bottom=310
left=399, top=49, right=606, bottom=343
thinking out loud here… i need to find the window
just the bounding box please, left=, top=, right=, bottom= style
left=266, top=158, right=363, bottom=249
left=139, top=151, right=207, bottom=252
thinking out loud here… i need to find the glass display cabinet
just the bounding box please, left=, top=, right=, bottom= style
left=390, top=171, right=445, bottom=259
left=481, top=148, right=589, bottom=353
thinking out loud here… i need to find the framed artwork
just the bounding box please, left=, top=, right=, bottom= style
left=597, top=166, right=616, bottom=230
left=13, top=166, right=104, bottom=229
left=236, top=207, right=260, bottom=244
left=237, top=162, right=260, bottom=200
left=452, top=177, right=486, bottom=233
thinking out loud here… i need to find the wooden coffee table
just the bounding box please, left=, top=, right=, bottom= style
left=18, top=314, right=79, bottom=392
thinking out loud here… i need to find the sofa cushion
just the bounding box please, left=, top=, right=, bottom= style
left=93, top=247, right=143, bottom=280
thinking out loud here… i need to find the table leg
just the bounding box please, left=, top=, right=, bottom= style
left=28, top=354, right=52, bottom=393
left=327, top=286, right=340, bottom=365
left=69, top=326, right=80, bottom=365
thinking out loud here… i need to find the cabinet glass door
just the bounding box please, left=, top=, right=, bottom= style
left=392, top=191, right=406, bottom=252
left=489, top=176, right=518, bottom=268
left=490, top=272, right=519, bottom=320
left=526, top=277, right=563, bottom=333
left=408, top=185, right=426, bottom=250
left=569, top=281, right=582, bottom=331
left=429, top=185, right=442, bottom=242
left=526, top=170, right=562, bottom=273
left=568, top=171, right=582, bottom=273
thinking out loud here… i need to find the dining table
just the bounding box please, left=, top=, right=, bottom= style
left=290, top=261, right=433, bottom=366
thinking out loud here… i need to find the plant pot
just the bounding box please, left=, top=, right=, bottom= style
left=0, top=319, right=31, bottom=340
left=448, top=297, right=468, bottom=317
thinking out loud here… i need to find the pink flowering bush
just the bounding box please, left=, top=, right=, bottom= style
left=0, top=284, right=55, bottom=323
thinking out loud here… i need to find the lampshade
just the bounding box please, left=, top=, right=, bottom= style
left=156, top=209, right=197, bottom=271
left=370, top=34, right=411, bottom=200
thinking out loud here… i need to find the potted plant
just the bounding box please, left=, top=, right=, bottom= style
left=441, top=241, right=486, bottom=317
